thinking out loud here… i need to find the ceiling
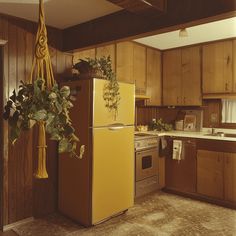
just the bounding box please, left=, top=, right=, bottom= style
left=0, top=0, right=121, bottom=29
left=134, top=17, right=236, bottom=50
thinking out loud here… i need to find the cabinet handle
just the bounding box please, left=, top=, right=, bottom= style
left=225, top=83, right=229, bottom=91
left=183, top=97, right=186, bottom=104
left=227, top=55, right=230, bottom=65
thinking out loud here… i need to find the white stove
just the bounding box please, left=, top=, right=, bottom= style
left=134, top=133, right=159, bottom=151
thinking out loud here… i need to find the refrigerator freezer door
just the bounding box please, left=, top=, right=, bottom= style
left=92, top=126, right=134, bottom=224
left=93, top=79, right=135, bottom=127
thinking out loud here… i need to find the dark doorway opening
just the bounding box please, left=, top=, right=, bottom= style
left=0, top=46, right=3, bottom=230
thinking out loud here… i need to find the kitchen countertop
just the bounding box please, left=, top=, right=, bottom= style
left=135, top=128, right=236, bottom=142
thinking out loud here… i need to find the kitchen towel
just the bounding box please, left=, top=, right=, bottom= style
left=172, top=140, right=183, bottom=161
left=222, top=99, right=236, bottom=123
left=159, top=137, right=168, bottom=157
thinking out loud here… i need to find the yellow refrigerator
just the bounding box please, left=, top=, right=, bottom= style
left=58, top=78, right=135, bottom=226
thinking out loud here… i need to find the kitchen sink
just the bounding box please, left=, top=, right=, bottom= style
left=204, top=133, right=236, bottom=138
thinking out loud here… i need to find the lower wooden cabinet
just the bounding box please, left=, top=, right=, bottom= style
left=224, top=152, right=236, bottom=203
left=197, top=150, right=224, bottom=199
left=197, top=150, right=236, bottom=203
left=165, top=138, right=197, bottom=193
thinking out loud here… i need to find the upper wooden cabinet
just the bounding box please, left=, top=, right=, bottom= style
left=116, top=42, right=134, bottom=84
left=202, top=40, right=233, bottom=94
left=163, top=46, right=201, bottom=106
left=96, top=44, right=115, bottom=71
left=233, top=40, right=236, bottom=93
left=163, top=48, right=182, bottom=106
left=146, top=48, right=162, bottom=106
left=116, top=42, right=146, bottom=95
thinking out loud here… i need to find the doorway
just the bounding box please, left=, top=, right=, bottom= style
left=0, top=46, right=3, bottom=230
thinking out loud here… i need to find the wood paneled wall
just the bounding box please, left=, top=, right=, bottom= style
left=0, top=16, right=73, bottom=226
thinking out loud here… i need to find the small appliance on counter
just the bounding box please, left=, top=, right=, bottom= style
left=175, top=120, right=184, bottom=131
left=183, top=110, right=203, bottom=132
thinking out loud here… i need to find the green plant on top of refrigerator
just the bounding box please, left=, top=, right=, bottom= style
left=73, top=56, right=120, bottom=120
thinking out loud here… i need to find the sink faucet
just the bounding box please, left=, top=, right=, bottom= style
left=211, top=128, right=216, bottom=135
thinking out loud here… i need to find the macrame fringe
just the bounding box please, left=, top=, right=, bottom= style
left=32, top=0, right=55, bottom=179
left=34, top=121, right=48, bottom=179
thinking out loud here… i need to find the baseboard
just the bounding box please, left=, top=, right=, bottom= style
left=3, top=217, right=34, bottom=231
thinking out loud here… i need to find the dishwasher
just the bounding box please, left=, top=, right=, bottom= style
left=165, top=137, right=197, bottom=193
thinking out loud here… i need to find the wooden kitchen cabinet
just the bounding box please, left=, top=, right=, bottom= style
left=133, top=44, right=146, bottom=95
left=146, top=48, right=162, bottom=106
left=202, top=40, right=233, bottom=94
left=116, top=42, right=146, bottom=95
left=116, top=42, right=134, bottom=84
left=165, top=137, right=197, bottom=193
left=96, top=44, right=115, bottom=71
left=233, top=40, right=236, bottom=92
left=163, top=46, right=201, bottom=106
left=163, top=49, right=182, bottom=106
left=224, top=152, right=236, bottom=203
left=197, top=150, right=224, bottom=199
left=182, top=46, right=202, bottom=105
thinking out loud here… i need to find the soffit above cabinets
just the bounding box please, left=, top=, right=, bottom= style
left=134, top=17, right=236, bottom=50
left=0, top=0, right=121, bottom=29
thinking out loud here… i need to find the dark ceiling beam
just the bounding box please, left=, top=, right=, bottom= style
left=62, top=0, right=236, bottom=52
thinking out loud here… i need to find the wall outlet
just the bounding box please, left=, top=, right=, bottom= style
left=210, top=113, right=218, bottom=123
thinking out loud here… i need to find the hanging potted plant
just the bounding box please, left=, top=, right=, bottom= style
left=73, top=56, right=121, bottom=119
left=3, top=0, right=82, bottom=179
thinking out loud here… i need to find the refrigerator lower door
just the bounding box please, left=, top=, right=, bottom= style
left=92, top=125, right=134, bottom=224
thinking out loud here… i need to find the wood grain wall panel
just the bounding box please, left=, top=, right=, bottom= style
left=0, top=46, right=3, bottom=229
left=0, top=16, right=73, bottom=225
left=8, top=23, right=18, bottom=224
left=0, top=16, right=9, bottom=227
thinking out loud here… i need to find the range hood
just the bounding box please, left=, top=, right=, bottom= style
left=135, top=94, right=151, bottom=100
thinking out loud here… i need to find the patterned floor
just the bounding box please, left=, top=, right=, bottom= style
left=13, top=192, right=236, bottom=236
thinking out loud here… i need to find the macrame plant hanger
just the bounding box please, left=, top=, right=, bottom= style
left=31, top=0, right=55, bottom=179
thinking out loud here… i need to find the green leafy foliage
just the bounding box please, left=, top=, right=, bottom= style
left=149, top=118, right=173, bottom=131
left=74, top=56, right=121, bottom=119
left=3, top=78, right=79, bottom=158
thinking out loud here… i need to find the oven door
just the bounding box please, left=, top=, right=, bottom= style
left=136, top=148, right=158, bottom=181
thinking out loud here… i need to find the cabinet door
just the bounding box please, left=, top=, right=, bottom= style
left=73, top=48, right=96, bottom=65
left=182, top=46, right=202, bottom=105
left=96, top=44, right=115, bottom=71
left=133, top=44, right=146, bottom=95
left=233, top=40, right=236, bottom=92
left=146, top=48, right=162, bottom=106
left=224, top=152, right=236, bottom=203
left=197, top=150, right=224, bottom=199
left=165, top=139, right=196, bottom=193
left=116, top=42, right=134, bottom=83
left=202, top=41, right=233, bottom=94
left=163, top=49, right=182, bottom=106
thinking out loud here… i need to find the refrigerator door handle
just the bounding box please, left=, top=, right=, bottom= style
left=108, top=126, right=125, bottom=131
